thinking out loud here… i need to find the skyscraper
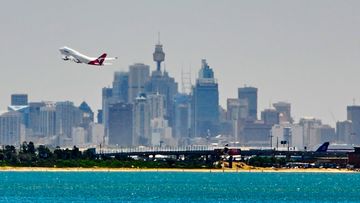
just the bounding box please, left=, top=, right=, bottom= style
left=174, top=93, right=191, bottom=143
left=102, top=87, right=113, bottom=137
left=273, top=102, right=292, bottom=123
left=0, top=111, right=23, bottom=146
left=133, top=94, right=151, bottom=146
left=147, top=93, right=165, bottom=119
left=128, top=63, right=150, bottom=103
left=242, top=121, right=272, bottom=147
left=299, top=117, right=322, bottom=150
left=347, top=105, right=360, bottom=144
left=261, top=109, right=280, bottom=126
left=145, top=42, right=178, bottom=127
left=226, top=98, right=250, bottom=145
left=28, top=102, right=46, bottom=136
left=314, top=125, right=336, bottom=145
left=271, top=123, right=303, bottom=150
left=192, top=59, right=219, bottom=137
left=39, top=104, right=56, bottom=139
left=238, top=87, right=258, bottom=121
left=112, top=71, right=129, bottom=103
left=55, top=101, right=82, bottom=139
left=79, top=101, right=94, bottom=126
left=11, top=94, right=28, bottom=106
left=226, top=98, right=249, bottom=121
left=336, top=120, right=352, bottom=144
left=108, top=102, right=133, bottom=146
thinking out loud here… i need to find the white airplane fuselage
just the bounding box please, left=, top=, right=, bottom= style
left=59, top=46, right=115, bottom=66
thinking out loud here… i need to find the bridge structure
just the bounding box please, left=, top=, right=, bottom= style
left=96, top=145, right=350, bottom=160
left=97, top=146, right=219, bottom=158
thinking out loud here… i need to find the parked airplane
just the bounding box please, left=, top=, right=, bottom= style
left=59, top=46, right=117, bottom=66
left=315, top=142, right=330, bottom=152
left=315, top=142, right=354, bottom=152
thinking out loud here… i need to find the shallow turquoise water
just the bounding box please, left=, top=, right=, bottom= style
left=0, top=172, right=359, bottom=202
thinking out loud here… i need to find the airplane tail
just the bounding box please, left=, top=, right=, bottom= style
left=315, top=142, right=330, bottom=152
left=88, top=53, right=107, bottom=65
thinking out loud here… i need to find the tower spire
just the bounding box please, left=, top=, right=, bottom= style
left=153, top=33, right=165, bottom=72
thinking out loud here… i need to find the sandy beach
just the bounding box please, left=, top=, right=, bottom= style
left=0, top=166, right=355, bottom=173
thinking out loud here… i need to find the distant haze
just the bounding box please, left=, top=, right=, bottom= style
left=1, top=0, right=360, bottom=126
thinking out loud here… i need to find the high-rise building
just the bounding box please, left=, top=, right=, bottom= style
left=101, top=87, right=113, bottom=137
left=28, top=102, right=46, bottom=135
left=226, top=98, right=248, bottom=144
left=271, top=123, right=303, bottom=150
left=238, top=87, right=258, bottom=121
left=108, top=102, right=133, bottom=146
left=0, top=111, right=24, bottom=146
left=89, top=123, right=104, bottom=146
left=97, top=110, right=103, bottom=124
left=151, top=118, right=174, bottom=146
left=144, top=70, right=178, bottom=126
left=242, top=121, right=272, bottom=147
left=261, top=109, right=280, bottom=126
left=336, top=120, right=352, bottom=144
left=39, top=104, right=56, bottom=139
left=314, top=125, right=336, bottom=145
left=174, top=93, right=191, bottom=144
left=145, top=42, right=178, bottom=127
left=8, top=105, right=29, bottom=128
left=147, top=93, right=165, bottom=119
left=273, top=102, right=292, bottom=123
left=299, top=117, right=322, bottom=150
left=112, top=71, right=129, bottom=103
left=133, top=94, right=151, bottom=146
left=191, top=59, right=219, bottom=137
left=55, top=101, right=82, bottom=139
left=79, top=101, right=94, bottom=126
left=226, top=98, right=248, bottom=121
left=347, top=105, right=360, bottom=144
left=11, top=94, right=28, bottom=106
left=72, top=127, right=86, bottom=147
left=128, top=63, right=150, bottom=102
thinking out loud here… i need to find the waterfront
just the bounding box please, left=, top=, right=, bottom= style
left=0, top=172, right=359, bottom=202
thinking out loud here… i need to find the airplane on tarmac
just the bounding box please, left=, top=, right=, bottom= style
left=59, top=46, right=117, bottom=66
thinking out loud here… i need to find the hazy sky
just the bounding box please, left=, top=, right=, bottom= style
left=1, top=0, right=360, bottom=126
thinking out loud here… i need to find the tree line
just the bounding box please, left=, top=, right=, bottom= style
left=0, top=142, right=219, bottom=169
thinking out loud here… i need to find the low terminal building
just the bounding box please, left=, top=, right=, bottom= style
left=348, top=147, right=360, bottom=168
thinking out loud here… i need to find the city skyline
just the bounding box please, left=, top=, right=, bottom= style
left=1, top=1, right=360, bottom=126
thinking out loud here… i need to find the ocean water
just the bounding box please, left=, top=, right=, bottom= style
left=0, top=172, right=359, bottom=202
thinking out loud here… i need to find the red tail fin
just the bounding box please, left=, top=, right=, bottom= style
left=88, top=53, right=107, bottom=65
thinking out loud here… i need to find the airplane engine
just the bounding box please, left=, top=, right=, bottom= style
left=72, top=58, right=81, bottom=63
left=62, top=56, right=69, bottom=60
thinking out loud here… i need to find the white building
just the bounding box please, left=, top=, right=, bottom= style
left=299, top=117, right=322, bottom=150
left=89, top=123, right=105, bottom=146
left=72, top=127, right=86, bottom=147
left=147, top=93, right=165, bottom=119
left=311, top=124, right=336, bottom=148
left=151, top=118, right=174, bottom=146
left=271, top=123, right=303, bottom=150
left=133, top=94, right=151, bottom=146
left=0, top=111, right=25, bottom=146
left=336, top=120, right=352, bottom=144
left=39, top=104, right=56, bottom=138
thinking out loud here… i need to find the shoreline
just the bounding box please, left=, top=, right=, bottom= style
left=0, top=166, right=356, bottom=173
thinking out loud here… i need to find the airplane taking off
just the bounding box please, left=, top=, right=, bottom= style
left=59, top=46, right=117, bottom=66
